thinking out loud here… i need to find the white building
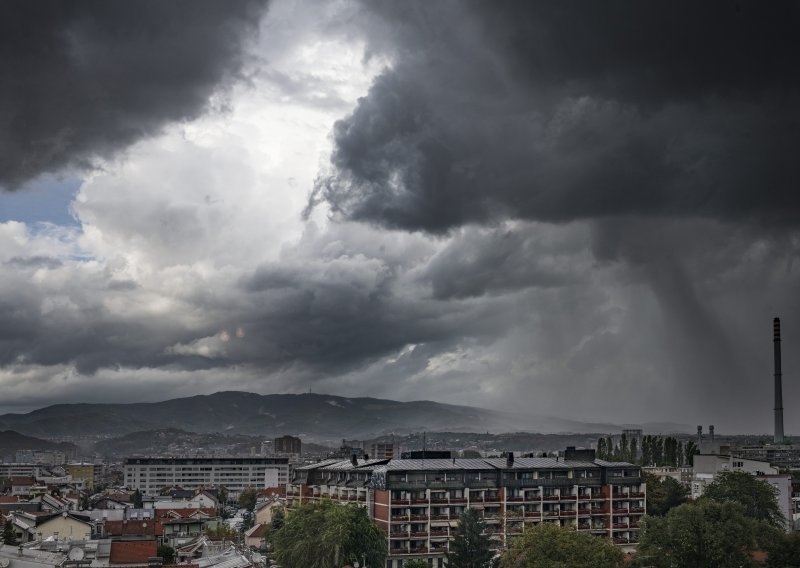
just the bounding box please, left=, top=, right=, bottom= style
left=690, top=453, right=778, bottom=500
left=123, top=457, right=289, bottom=497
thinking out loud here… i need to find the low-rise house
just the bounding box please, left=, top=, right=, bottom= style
left=37, top=511, right=95, bottom=540
left=243, top=523, right=267, bottom=549
left=11, top=476, right=36, bottom=496
left=253, top=499, right=283, bottom=526
left=162, top=517, right=209, bottom=549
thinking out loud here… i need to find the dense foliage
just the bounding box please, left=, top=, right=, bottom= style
left=643, top=472, right=688, bottom=516
left=157, top=545, right=175, bottom=565
left=637, top=500, right=779, bottom=568
left=597, top=434, right=697, bottom=466
left=702, top=471, right=785, bottom=528
left=237, top=487, right=259, bottom=511
left=500, top=522, right=624, bottom=568
left=272, top=501, right=386, bottom=568
left=447, top=508, right=495, bottom=568
left=2, top=520, right=18, bottom=545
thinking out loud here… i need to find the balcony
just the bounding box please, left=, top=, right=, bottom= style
left=449, top=498, right=467, bottom=504
left=390, top=533, right=409, bottom=539
left=484, top=496, right=501, bottom=502
left=430, top=530, right=448, bottom=538
left=410, top=514, right=429, bottom=521
left=628, top=492, right=645, bottom=498
left=430, top=498, right=448, bottom=504
left=629, top=507, right=645, bottom=513
left=560, top=510, right=576, bottom=516
left=613, top=523, right=629, bottom=529
left=410, top=531, right=429, bottom=537
left=542, top=495, right=560, bottom=501
left=409, top=548, right=429, bottom=555
left=391, top=498, right=411, bottom=505
left=391, top=515, right=410, bottom=522
left=429, top=515, right=449, bottom=521
left=524, top=511, right=542, bottom=518
left=613, top=508, right=630, bottom=515
left=411, top=498, right=428, bottom=504
left=506, top=496, right=523, bottom=502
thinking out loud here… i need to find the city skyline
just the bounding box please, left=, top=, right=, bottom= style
left=1, top=1, right=799, bottom=432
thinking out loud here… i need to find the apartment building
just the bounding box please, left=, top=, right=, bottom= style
left=288, top=451, right=645, bottom=568
left=124, top=457, right=290, bottom=497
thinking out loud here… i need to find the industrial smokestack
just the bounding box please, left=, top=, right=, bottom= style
left=697, top=425, right=702, bottom=447
left=709, top=425, right=715, bottom=443
left=774, top=317, right=785, bottom=445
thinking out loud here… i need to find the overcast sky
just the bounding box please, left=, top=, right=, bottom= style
left=1, top=0, right=799, bottom=433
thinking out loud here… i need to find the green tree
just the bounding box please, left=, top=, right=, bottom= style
left=273, top=501, right=386, bottom=568
left=643, top=472, right=688, bottom=517
left=683, top=440, right=698, bottom=466
left=271, top=507, right=285, bottom=531
left=447, top=508, right=494, bottom=568
left=703, top=471, right=785, bottom=528
left=638, top=500, right=776, bottom=568
left=629, top=437, right=638, bottom=463
left=131, top=489, right=143, bottom=509
left=3, top=519, right=18, bottom=545
left=157, top=545, right=175, bottom=565
left=238, top=487, right=259, bottom=511
left=205, top=523, right=239, bottom=539
left=401, top=561, right=430, bottom=568
left=765, top=532, right=800, bottom=568
left=620, top=433, right=629, bottom=462
left=500, top=522, right=623, bottom=567
left=597, top=438, right=607, bottom=460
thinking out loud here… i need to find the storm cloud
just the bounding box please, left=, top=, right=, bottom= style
left=1, top=0, right=800, bottom=432
left=311, top=1, right=800, bottom=232
left=0, top=0, right=268, bottom=189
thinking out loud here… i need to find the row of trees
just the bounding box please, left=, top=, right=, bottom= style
left=596, top=434, right=698, bottom=467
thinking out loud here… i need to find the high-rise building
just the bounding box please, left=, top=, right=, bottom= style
left=289, top=450, right=645, bottom=567
left=273, top=435, right=302, bottom=457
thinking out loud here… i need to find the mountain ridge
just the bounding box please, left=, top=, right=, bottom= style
left=0, top=391, right=692, bottom=443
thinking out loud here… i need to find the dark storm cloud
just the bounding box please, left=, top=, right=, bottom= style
left=0, top=0, right=268, bottom=189
left=423, top=224, right=584, bottom=300
left=310, top=1, right=800, bottom=232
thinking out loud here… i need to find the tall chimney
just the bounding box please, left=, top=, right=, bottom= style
left=697, top=425, right=702, bottom=447
left=709, top=425, right=715, bottom=443
left=774, top=317, right=785, bottom=445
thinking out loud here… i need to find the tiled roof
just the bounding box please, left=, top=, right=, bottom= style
left=0, top=496, right=19, bottom=503
left=11, top=476, right=36, bottom=485
left=109, top=540, right=158, bottom=564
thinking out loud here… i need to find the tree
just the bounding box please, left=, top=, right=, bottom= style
left=765, top=532, right=800, bottom=568
left=271, top=507, right=285, bottom=531
left=702, top=471, right=785, bottom=528
left=131, top=489, right=143, bottom=509
left=157, top=544, right=175, bottom=565
left=638, top=500, right=777, bottom=568
left=597, top=438, right=607, bottom=460
left=643, top=472, right=688, bottom=517
left=629, top=437, right=638, bottom=463
left=2, top=519, right=18, bottom=545
left=272, top=501, right=386, bottom=568
left=402, top=561, right=430, bottom=568
left=500, top=522, right=623, bottom=568
left=238, top=487, right=258, bottom=511
left=683, top=440, right=698, bottom=466
left=447, top=508, right=494, bottom=568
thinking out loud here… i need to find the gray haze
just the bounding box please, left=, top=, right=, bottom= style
left=0, top=0, right=799, bottom=433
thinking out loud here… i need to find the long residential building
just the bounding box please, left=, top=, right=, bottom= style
left=288, top=449, right=645, bottom=568
left=124, top=457, right=290, bottom=496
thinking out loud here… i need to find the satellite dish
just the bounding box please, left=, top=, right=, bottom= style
left=67, top=548, right=85, bottom=561
left=0, top=558, right=10, bottom=568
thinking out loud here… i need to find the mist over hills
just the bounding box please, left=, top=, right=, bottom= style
left=0, top=391, right=692, bottom=443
